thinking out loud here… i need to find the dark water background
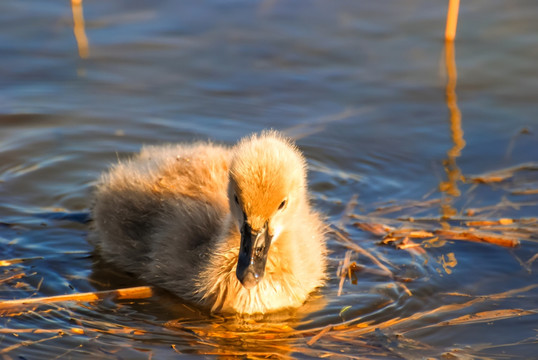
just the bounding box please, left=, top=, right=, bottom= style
left=1, top=0, right=537, bottom=358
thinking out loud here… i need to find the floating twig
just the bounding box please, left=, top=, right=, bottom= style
left=511, top=188, right=538, bottom=195
left=306, top=324, right=333, bottom=346
left=337, top=251, right=352, bottom=297
left=468, top=162, right=538, bottom=184
left=0, top=257, right=43, bottom=267
left=526, top=253, right=538, bottom=268
left=368, top=199, right=441, bottom=216
left=353, top=222, right=392, bottom=236
left=465, top=218, right=514, bottom=227
left=0, top=286, right=154, bottom=311
left=331, top=227, right=393, bottom=276
left=338, top=194, right=359, bottom=229
left=434, top=229, right=520, bottom=248
left=0, top=271, right=29, bottom=285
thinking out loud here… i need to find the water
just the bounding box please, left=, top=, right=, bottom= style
left=1, top=0, right=537, bottom=358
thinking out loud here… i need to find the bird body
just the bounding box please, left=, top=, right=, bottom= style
left=91, top=131, right=327, bottom=314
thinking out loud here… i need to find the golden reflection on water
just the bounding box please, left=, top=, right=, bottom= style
left=440, top=40, right=465, bottom=219
left=71, top=0, right=89, bottom=59
left=163, top=294, right=329, bottom=358
left=89, top=258, right=330, bottom=358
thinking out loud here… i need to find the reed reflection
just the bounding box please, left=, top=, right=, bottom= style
left=71, top=0, right=89, bottom=59
left=440, top=40, right=465, bottom=219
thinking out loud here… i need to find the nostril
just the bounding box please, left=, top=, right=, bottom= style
left=255, top=246, right=264, bottom=257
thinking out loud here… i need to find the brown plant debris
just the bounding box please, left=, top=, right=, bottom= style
left=354, top=216, right=523, bottom=249
left=331, top=227, right=394, bottom=276
left=434, top=229, right=520, bottom=248
left=0, top=257, right=43, bottom=267
left=468, top=162, right=538, bottom=184
left=368, top=199, right=442, bottom=216
left=465, top=218, right=514, bottom=226
left=307, top=324, right=333, bottom=346
left=429, top=308, right=537, bottom=327
left=0, top=286, right=154, bottom=312
left=353, top=222, right=392, bottom=236
left=511, top=188, right=538, bottom=195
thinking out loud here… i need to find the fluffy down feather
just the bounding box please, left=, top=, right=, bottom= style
left=90, top=131, right=327, bottom=314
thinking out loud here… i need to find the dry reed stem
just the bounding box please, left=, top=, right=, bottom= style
left=465, top=199, right=538, bottom=217
left=424, top=308, right=537, bottom=328
left=505, top=127, right=533, bottom=160
left=336, top=284, right=538, bottom=338
left=284, top=107, right=371, bottom=140
left=390, top=229, right=435, bottom=238
left=0, top=257, right=43, bottom=267
left=434, top=229, right=520, bottom=247
left=337, top=250, right=352, bottom=297
left=331, top=226, right=413, bottom=296
left=0, top=272, right=28, bottom=285
left=526, top=253, right=538, bottom=267
left=331, top=227, right=393, bottom=276
left=445, top=0, right=460, bottom=41
left=0, top=286, right=154, bottom=311
left=181, top=284, right=536, bottom=356
left=511, top=188, right=538, bottom=195
left=354, top=212, right=523, bottom=248
left=0, top=325, right=150, bottom=356
left=398, top=281, right=413, bottom=297
left=465, top=218, right=514, bottom=226
left=368, top=199, right=441, bottom=216
left=463, top=336, right=538, bottom=356
left=0, top=326, right=146, bottom=336
left=0, top=333, right=64, bottom=354
left=338, top=194, right=359, bottom=229
left=396, top=237, right=426, bottom=254
left=352, top=213, right=416, bottom=229
left=469, top=162, right=538, bottom=184
left=354, top=222, right=392, bottom=236
left=306, top=325, right=333, bottom=346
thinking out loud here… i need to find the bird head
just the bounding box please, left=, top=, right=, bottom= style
left=228, top=131, right=307, bottom=289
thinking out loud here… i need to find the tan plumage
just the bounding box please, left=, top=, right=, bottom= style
left=90, top=131, right=327, bottom=314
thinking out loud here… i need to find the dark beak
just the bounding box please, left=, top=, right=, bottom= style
left=236, top=221, right=272, bottom=289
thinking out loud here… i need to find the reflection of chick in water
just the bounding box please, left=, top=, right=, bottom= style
left=90, top=131, right=327, bottom=314
left=89, top=255, right=327, bottom=358
left=164, top=293, right=328, bottom=358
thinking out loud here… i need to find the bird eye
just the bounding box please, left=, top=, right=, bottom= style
left=234, top=195, right=239, bottom=205
left=278, top=199, right=286, bottom=210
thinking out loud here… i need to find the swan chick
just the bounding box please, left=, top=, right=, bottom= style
left=91, top=131, right=327, bottom=314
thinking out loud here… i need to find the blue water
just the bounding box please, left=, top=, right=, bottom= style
left=1, top=0, right=537, bottom=358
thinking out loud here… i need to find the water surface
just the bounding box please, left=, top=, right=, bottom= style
left=1, top=0, right=537, bottom=358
